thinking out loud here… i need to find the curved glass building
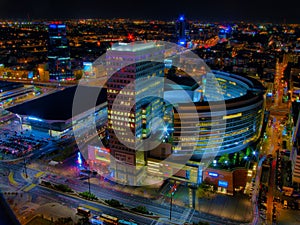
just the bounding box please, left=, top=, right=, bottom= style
left=166, top=70, right=266, bottom=160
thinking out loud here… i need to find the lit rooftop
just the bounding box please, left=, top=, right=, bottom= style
left=110, top=42, right=157, bottom=52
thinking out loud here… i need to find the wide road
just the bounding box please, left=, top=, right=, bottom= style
left=1, top=156, right=245, bottom=225
left=25, top=184, right=156, bottom=225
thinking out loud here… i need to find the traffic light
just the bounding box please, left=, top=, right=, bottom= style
left=170, top=182, right=177, bottom=196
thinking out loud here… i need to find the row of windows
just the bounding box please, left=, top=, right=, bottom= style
left=172, top=105, right=263, bottom=154
left=108, top=115, right=135, bottom=122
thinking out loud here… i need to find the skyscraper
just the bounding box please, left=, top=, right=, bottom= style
left=106, top=42, right=165, bottom=185
left=48, top=23, right=73, bottom=81
left=176, top=15, right=190, bottom=46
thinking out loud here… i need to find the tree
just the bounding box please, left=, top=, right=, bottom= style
left=218, top=154, right=229, bottom=164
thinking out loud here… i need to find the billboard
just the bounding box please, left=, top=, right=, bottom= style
left=88, top=145, right=110, bottom=163
left=83, top=62, right=94, bottom=78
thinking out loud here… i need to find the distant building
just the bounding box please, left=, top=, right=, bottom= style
left=47, top=23, right=73, bottom=81
left=37, top=63, right=49, bottom=81
left=176, top=15, right=190, bottom=46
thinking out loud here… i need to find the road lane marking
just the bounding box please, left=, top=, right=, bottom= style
left=81, top=204, right=102, bottom=212
left=8, top=171, right=19, bottom=187
left=23, top=183, right=36, bottom=192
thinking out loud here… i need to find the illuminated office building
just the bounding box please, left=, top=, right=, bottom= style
left=106, top=42, right=165, bottom=185
left=48, top=23, right=73, bottom=81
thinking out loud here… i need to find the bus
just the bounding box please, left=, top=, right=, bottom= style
left=118, top=219, right=138, bottom=225
left=99, top=213, right=118, bottom=225
left=77, top=206, right=91, bottom=217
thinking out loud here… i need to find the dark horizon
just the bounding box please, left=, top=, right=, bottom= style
left=0, top=0, right=299, bottom=23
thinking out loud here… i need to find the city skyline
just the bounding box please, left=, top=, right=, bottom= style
left=0, top=8, right=299, bottom=224
left=0, top=0, right=299, bottom=23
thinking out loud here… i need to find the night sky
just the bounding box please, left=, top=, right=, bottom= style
left=0, top=0, right=299, bottom=23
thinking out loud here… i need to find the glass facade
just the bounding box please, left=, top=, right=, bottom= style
left=106, top=42, right=165, bottom=185
left=48, top=23, right=73, bottom=81
left=171, top=71, right=265, bottom=159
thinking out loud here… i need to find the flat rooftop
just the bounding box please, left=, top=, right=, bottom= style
left=7, top=85, right=107, bottom=121
left=0, top=80, right=24, bottom=92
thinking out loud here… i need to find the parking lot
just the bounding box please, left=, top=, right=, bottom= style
left=0, top=121, right=48, bottom=160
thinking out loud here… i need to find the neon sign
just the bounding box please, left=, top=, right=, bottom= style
left=218, top=180, right=228, bottom=188
left=208, top=172, right=219, bottom=177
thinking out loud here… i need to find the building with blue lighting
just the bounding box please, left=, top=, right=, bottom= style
left=176, top=15, right=190, bottom=47
left=168, top=71, right=265, bottom=158
left=7, top=85, right=107, bottom=138
left=146, top=70, right=266, bottom=188
left=48, top=23, right=73, bottom=81
left=6, top=63, right=266, bottom=190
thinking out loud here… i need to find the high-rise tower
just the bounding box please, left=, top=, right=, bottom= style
left=48, top=23, right=73, bottom=81
left=176, top=15, right=190, bottom=46
left=106, top=42, right=165, bottom=185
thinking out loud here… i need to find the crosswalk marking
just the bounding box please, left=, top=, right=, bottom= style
left=34, top=171, right=45, bottom=178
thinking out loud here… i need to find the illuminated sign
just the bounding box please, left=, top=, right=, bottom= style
left=83, top=62, right=94, bottom=78
left=164, top=59, right=172, bottom=69
left=28, top=71, right=33, bottom=79
left=218, top=180, right=228, bottom=188
left=208, top=172, right=219, bottom=177
left=49, top=24, right=57, bottom=29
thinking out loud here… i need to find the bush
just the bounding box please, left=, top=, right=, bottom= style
left=105, top=199, right=123, bottom=207
left=54, top=184, right=73, bottom=193
left=132, top=205, right=152, bottom=215
left=41, top=180, right=52, bottom=187
left=79, top=191, right=98, bottom=200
